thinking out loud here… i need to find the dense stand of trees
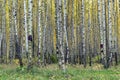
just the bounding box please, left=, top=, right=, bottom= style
left=0, top=0, right=120, bottom=71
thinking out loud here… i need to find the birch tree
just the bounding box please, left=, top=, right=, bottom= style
left=27, top=0, right=33, bottom=70
left=56, top=0, right=65, bottom=72
left=24, top=0, right=28, bottom=58
left=42, top=0, right=47, bottom=66
left=98, top=0, right=103, bottom=59
left=81, top=0, right=86, bottom=67
left=38, top=0, right=42, bottom=66
left=63, top=0, right=69, bottom=64
left=101, top=0, right=107, bottom=67
left=107, top=0, right=112, bottom=68
left=13, top=0, right=23, bottom=67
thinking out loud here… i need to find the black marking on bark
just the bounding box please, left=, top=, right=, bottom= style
left=28, top=35, right=32, bottom=41
left=100, top=44, right=103, bottom=48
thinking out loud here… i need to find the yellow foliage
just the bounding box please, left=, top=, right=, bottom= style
left=13, top=59, right=19, bottom=65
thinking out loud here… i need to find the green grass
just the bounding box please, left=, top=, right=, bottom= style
left=0, top=64, right=120, bottom=80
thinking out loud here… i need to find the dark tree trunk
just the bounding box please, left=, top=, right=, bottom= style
left=15, top=36, right=23, bottom=67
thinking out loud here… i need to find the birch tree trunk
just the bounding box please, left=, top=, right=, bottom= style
left=13, top=0, right=18, bottom=37
left=63, top=0, right=69, bottom=64
left=38, top=0, right=42, bottom=66
left=98, top=0, right=106, bottom=65
left=101, top=0, right=107, bottom=67
left=98, top=0, right=103, bottom=60
left=27, top=0, right=33, bottom=70
left=42, top=0, right=47, bottom=66
left=13, top=0, right=23, bottom=67
left=24, top=0, right=28, bottom=57
left=13, top=0, right=17, bottom=60
left=107, top=0, right=112, bottom=68
left=56, top=0, right=65, bottom=72
left=81, top=0, right=86, bottom=67
left=88, top=6, right=92, bottom=66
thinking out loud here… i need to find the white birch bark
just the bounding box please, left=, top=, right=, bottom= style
left=42, top=0, right=47, bottom=66
left=28, top=0, right=33, bottom=69
left=108, top=0, right=112, bottom=62
left=98, top=0, right=106, bottom=63
left=98, top=0, right=103, bottom=56
left=56, top=0, right=65, bottom=72
left=63, top=0, right=69, bottom=64
left=59, top=0, right=65, bottom=72
left=13, top=0, right=18, bottom=37
left=102, top=0, right=106, bottom=57
left=24, top=0, right=28, bottom=54
left=101, top=0, right=107, bottom=66
left=38, top=0, right=42, bottom=65
left=13, top=0, right=19, bottom=61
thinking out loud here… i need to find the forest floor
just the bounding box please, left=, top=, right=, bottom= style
left=0, top=63, right=120, bottom=80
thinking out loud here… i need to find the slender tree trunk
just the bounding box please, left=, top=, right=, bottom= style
left=5, top=0, right=10, bottom=64
left=56, top=0, right=65, bottom=72
left=27, top=0, right=33, bottom=70
left=98, top=0, right=106, bottom=65
left=98, top=0, right=103, bottom=62
left=24, top=0, right=28, bottom=58
left=13, top=0, right=23, bottom=67
left=115, top=0, right=119, bottom=65
left=81, top=0, right=86, bottom=67
left=88, top=6, right=92, bottom=66
left=0, top=6, right=2, bottom=63
left=38, top=0, right=42, bottom=66
left=71, top=0, right=75, bottom=64
left=0, top=42, right=1, bottom=63
left=107, top=0, right=112, bottom=68
left=63, top=0, right=69, bottom=64
left=42, top=0, right=47, bottom=66
left=101, top=0, right=107, bottom=67
left=9, top=6, right=14, bottom=63
left=1, top=0, right=6, bottom=63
